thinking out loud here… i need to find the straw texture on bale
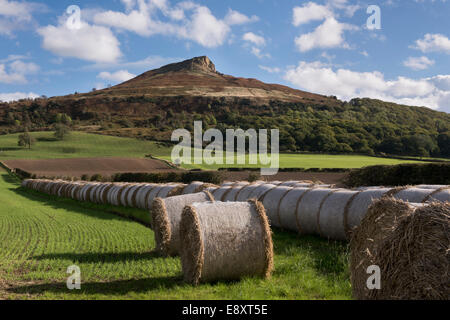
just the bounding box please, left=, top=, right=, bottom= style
left=179, top=200, right=273, bottom=285
left=277, top=188, right=310, bottom=232
left=296, top=188, right=338, bottom=235
left=370, top=202, right=450, bottom=300
left=151, top=191, right=214, bottom=256
left=261, top=186, right=293, bottom=227
left=349, top=197, right=421, bottom=300
left=318, top=190, right=360, bottom=240
left=345, top=188, right=391, bottom=236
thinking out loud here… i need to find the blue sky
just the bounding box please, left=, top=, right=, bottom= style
left=0, top=0, right=449, bottom=113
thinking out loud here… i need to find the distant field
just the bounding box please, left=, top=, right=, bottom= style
left=0, top=169, right=351, bottom=299
left=0, top=131, right=429, bottom=170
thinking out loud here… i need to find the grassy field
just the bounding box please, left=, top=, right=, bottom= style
left=0, top=131, right=429, bottom=170
left=0, top=169, right=351, bottom=300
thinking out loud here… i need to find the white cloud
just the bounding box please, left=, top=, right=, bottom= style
left=224, top=9, right=258, bottom=25
left=403, top=56, right=435, bottom=70
left=284, top=61, right=450, bottom=112
left=292, top=2, right=332, bottom=26
left=413, top=33, right=450, bottom=54
left=251, top=47, right=270, bottom=59
left=0, top=58, right=39, bottom=84
left=242, top=32, right=266, bottom=46
left=185, top=6, right=230, bottom=48
left=259, top=65, right=281, bottom=73
left=37, top=20, right=122, bottom=63
left=98, top=70, right=136, bottom=83
left=93, top=1, right=257, bottom=48
left=0, top=91, right=39, bottom=102
left=0, top=0, right=43, bottom=35
left=327, top=0, right=360, bottom=17
left=294, top=17, right=355, bottom=52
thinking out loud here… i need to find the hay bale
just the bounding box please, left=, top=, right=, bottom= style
left=424, top=187, right=450, bottom=203
left=247, top=183, right=278, bottom=201
left=371, top=202, right=450, bottom=300
left=180, top=200, right=273, bottom=285
left=349, top=197, right=421, bottom=300
left=393, top=187, right=436, bottom=203
left=151, top=191, right=214, bottom=256
left=135, top=184, right=157, bottom=209
left=222, top=182, right=250, bottom=202
left=296, top=188, right=338, bottom=235
left=182, top=182, right=205, bottom=195
left=278, top=188, right=310, bottom=232
left=345, top=188, right=392, bottom=236
left=235, top=182, right=265, bottom=201
left=211, top=186, right=232, bottom=201
left=318, top=190, right=360, bottom=240
left=260, top=186, right=293, bottom=227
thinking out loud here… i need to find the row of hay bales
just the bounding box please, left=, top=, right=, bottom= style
left=22, top=179, right=450, bottom=241
left=208, top=182, right=450, bottom=240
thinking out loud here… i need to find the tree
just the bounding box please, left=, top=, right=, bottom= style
left=54, top=124, right=70, bottom=140
left=18, top=131, right=35, bottom=149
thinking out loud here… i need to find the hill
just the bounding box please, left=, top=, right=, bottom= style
left=0, top=56, right=449, bottom=158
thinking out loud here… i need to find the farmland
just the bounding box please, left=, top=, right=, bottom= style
left=0, top=168, right=351, bottom=299
left=0, top=131, right=429, bottom=171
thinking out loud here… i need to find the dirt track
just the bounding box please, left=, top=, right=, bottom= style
left=3, top=157, right=177, bottom=178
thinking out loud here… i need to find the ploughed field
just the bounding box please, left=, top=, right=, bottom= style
left=0, top=169, right=351, bottom=299
left=3, top=157, right=177, bottom=179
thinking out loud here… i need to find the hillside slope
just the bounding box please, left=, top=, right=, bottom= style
left=0, top=57, right=449, bottom=158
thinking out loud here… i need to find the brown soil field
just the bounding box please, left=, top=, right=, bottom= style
left=3, top=157, right=178, bottom=179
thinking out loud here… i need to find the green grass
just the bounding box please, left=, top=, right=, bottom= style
left=0, top=131, right=428, bottom=170
left=0, top=131, right=172, bottom=160
left=0, top=169, right=351, bottom=300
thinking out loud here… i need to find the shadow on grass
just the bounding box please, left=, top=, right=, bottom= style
left=272, top=230, right=349, bottom=276
left=7, top=276, right=182, bottom=296
left=33, top=251, right=163, bottom=263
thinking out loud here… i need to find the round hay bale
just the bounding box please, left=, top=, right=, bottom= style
left=135, top=184, right=157, bottom=209
left=211, top=186, right=232, bottom=201
left=182, top=182, right=205, bottom=195
left=370, top=202, right=450, bottom=300
left=317, top=190, right=360, bottom=240
left=424, top=187, right=450, bottom=203
left=349, top=197, right=421, bottom=300
left=145, top=185, right=172, bottom=209
left=180, top=200, right=273, bottom=285
left=261, top=186, right=293, bottom=227
left=393, top=187, right=436, bottom=203
left=123, top=184, right=141, bottom=207
left=222, top=183, right=249, bottom=202
left=151, top=191, right=214, bottom=256
left=296, top=188, right=338, bottom=235
left=235, top=182, right=265, bottom=201
left=278, top=188, right=310, bottom=232
left=100, top=183, right=115, bottom=204
left=345, top=188, right=392, bottom=236
left=247, top=183, right=278, bottom=201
